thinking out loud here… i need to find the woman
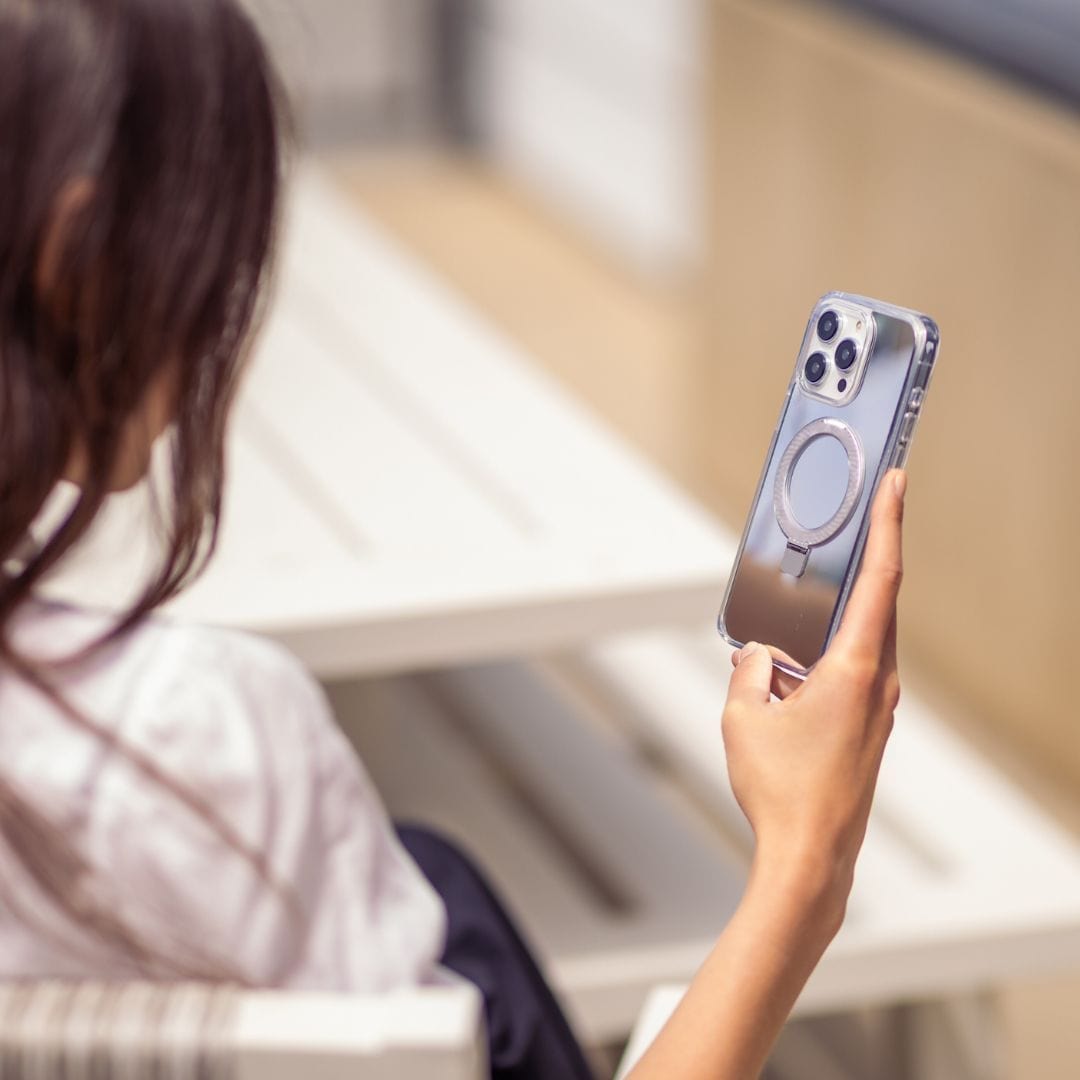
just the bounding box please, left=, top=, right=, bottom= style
left=0, top=1, right=902, bottom=1077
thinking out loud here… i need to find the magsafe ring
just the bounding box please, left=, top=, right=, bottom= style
left=772, top=417, right=865, bottom=550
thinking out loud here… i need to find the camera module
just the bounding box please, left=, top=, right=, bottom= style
left=817, top=310, right=839, bottom=342
left=835, top=338, right=858, bottom=370
left=805, top=352, right=827, bottom=384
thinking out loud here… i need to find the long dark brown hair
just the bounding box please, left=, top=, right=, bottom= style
left=0, top=0, right=289, bottom=978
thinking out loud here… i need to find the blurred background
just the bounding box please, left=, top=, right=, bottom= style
left=245, top=0, right=1080, bottom=1074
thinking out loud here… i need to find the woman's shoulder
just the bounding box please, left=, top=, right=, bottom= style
left=14, top=595, right=320, bottom=719
left=6, top=597, right=336, bottom=797
left=3, top=598, right=444, bottom=990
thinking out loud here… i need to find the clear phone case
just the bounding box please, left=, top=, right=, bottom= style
left=718, top=292, right=939, bottom=675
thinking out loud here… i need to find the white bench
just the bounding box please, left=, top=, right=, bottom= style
left=333, top=631, right=1080, bottom=1061
left=40, top=166, right=1080, bottom=1074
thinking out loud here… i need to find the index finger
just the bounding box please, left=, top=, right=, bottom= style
left=831, top=469, right=906, bottom=663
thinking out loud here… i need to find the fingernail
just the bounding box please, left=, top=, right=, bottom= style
left=741, top=642, right=761, bottom=658
left=893, top=471, right=907, bottom=500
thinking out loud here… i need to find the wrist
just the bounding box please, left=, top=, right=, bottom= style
left=747, top=838, right=852, bottom=944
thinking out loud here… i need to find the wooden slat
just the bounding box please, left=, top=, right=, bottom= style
left=568, top=628, right=1080, bottom=1014
left=334, top=635, right=1080, bottom=1039
left=233, top=987, right=485, bottom=1080
left=328, top=676, right=606, bottom=941
left=334, top=153, right=700, bottom=490
left=280, top=169, right=723, bottom=559
left=241, top=302, right=522, bottom=552
left=332, top=632, right=1080, bottom=1042
left=329, top=665, right=745, bottom=1044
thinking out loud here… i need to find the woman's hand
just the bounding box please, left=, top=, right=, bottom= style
left=627, top=470, right=907, bottom=1080
left=723, top=468, right=906, bottom=922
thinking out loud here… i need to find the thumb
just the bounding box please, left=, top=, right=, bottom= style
left=727, top=643, right=774, bottom=708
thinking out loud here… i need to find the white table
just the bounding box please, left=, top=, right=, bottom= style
left=43, top=167, right=729, bottom=679
left=41, top=166, right=1080, bottom=1075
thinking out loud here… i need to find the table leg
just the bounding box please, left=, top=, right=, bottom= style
left=900, top=993, right=1004, bottom=1080
left=765, top=994, right=1003, bottom=1080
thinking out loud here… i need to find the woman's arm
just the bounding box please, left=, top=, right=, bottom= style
left=628, top=469, right=907, bottom=1079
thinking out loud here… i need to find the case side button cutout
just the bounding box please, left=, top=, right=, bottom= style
left=898, top=411, right=917, bottom=446
left=781, top=542, right=810, bottom=578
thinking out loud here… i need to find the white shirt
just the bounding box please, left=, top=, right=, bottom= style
left=0, top=596, right=447, bottom=989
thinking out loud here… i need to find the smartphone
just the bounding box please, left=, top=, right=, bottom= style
left=717, top=292, right=939, bottom=678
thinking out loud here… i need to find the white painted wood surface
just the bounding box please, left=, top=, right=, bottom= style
left=232, top=985, right=486, bottom=1080
left=576, top=628, right=1080, bottom=1015
left=330, top=662, right=744, bottom=1044
left=40, top=167, right=730, bottom=678
left=332, top=629, right=1080, bottom=1046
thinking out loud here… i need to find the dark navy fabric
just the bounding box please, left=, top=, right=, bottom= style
left=397, top=825, right=596, bottom=1080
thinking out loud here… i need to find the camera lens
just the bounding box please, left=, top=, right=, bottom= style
left=817, top=310, right=839, bottom=342
left=835, top=338, right=858, bottom=370
left=804, top=352, right=827, bottom=384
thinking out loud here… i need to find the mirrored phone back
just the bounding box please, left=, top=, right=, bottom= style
left=718, top=292, right=938, bottom=673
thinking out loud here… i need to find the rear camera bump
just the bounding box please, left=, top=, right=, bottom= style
left=817, top=310, right=839, bottom=342
left=805, top=352, right=827, bottom=384
left=835, top=338, right=858, bottom=370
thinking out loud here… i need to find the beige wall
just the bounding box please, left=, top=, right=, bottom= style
left=701, top=1, right=1080, bottom=785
